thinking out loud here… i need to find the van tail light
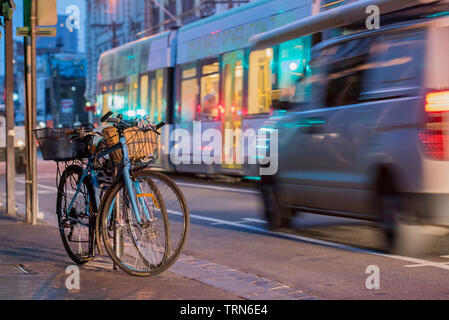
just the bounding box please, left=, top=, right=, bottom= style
left=419, top=91, right=449, bottom=160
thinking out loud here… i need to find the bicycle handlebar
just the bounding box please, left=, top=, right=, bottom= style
left=100, top=112, right=165, bottom=134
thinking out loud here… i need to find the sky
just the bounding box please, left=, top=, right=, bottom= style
left=0, top=0, right=86, bottom=75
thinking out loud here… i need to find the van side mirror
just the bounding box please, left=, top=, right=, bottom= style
left=272, top=99, right=292, bottom=110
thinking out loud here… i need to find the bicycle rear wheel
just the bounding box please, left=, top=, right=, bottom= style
left=100, top=171, right=170, bottom=276
left=56, top=164, right=96, bottom=264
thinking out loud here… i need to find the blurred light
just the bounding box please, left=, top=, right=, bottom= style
left=13, top=93, right=19, bottom=101
left=136, top=109, right=146, bottom=116
left=127, top=110, right=136, bottom=117
left=266, top=49, right=273, bottom=58
left=16, top=139, right=25, bottom=147
left=38, top=121, right=45, bottom=128
left=289, top=62, right=298, bottom=71
left=425, top=91, right=449, bottom=112
left=243, top=176, right=261, bottom=181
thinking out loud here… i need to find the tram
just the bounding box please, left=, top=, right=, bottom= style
left=96, top=0, right=439, bottom=177
left=96, top=0, right=315, bottom=176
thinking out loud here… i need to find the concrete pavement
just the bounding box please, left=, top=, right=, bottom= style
left=0, top=212, right=242, bottom=300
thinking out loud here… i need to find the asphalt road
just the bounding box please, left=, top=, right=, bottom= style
left=2, top=160, right=449, bottom=300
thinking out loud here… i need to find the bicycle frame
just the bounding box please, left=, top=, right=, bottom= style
left=65, top=130, right=152, bottom=227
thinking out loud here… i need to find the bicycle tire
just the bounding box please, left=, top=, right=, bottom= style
left=56, top=164, right=97, bottom=264
left=100, top=170, right=171, bottom=276
left=133, top=170, right=190, bottom=270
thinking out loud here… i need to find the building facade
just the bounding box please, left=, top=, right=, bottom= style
left=85, top=0, right=252, bottom=105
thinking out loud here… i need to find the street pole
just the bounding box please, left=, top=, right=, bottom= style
left=24, top=0, right=37, bottom=225
left=4, top=16, right=15, bottom=217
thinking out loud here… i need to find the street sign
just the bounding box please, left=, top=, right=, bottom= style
left=16, top=26, right=56, bottom=37
left=61, top=99, right=74, bottom=114
left=37, top=0, right=57, bottom=26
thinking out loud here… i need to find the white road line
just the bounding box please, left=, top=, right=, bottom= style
left=167, top=209, right=449, bottom=272
left=15, top=178, right=58, bottom=192
left=176, top=181, right=259, bottom=195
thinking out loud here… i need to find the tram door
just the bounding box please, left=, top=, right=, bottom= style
left=221, top=50, right=244, bottom=170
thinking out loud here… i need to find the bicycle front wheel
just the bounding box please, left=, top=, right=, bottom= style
left=133, top=170, right=190, bottom=270
left=100, top=171, right=170, bottom=276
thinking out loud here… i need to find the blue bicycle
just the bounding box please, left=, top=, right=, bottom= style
left=36, top=113, right=189, bottom=276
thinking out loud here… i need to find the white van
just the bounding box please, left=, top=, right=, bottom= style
left=262, top=16, right=449, bottom=249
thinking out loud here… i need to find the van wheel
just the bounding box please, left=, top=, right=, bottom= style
left=377, top=174, right=401, bottom=251
left=261, top=176, right=291, bottom=230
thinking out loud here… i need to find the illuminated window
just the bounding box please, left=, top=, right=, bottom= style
left=127, top=75, right=138, bottom=115
left=180, top=65, right=198, bottom=122
left=222, top=50, right=244, bottom=117
left=149, top=69, right=166, bottom=122
left=248, top=48, right=273, bottom=115
left=278, top=37, right=311, bottom=99
left=200, top=61, right=220, bottom=120
left=140, top=74, right=149, bottom=114
left=113, top=81, right=125, bottom=111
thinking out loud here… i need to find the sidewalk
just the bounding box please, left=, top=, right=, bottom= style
left=0, top=212, right=242, bottom=300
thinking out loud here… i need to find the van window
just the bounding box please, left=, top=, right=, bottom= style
left=292, top=58, right=323, bottom=107
left=325, top=54, right=368, bottom=107
left=324, top=38, right=372, bottom=108
left=364, top=31, right=425, bottom=93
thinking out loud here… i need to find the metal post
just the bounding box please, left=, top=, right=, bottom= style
left=4, top=18, right=16, bottom=217
left=113, top=191, right=121, bottom=270
left=24, top=0, right=38, bottom=225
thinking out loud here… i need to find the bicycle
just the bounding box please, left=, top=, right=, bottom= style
left=35, top=114, right=189, bottom=276
left=97, top=112, right=190, bottom=276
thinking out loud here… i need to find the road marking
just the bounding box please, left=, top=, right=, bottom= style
left=176, top=181, right=259, bottom=195
left=15, top=178, right=58, bottom=192
left=10, top=176, right=449, bottom=272
left=167, top=210, right=449, bottom=272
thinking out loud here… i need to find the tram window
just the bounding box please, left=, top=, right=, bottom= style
left=113, top=81, right=125, bottom=111
left=200, top=61, right=220, bottom=120
left=140, top=74, right=149, bottom=114
left=180, top=65, right=198, bottom=122
left=248, top=48, right=273, bottom=115
left=222, top=50, right=244, bottom=116
left=127, top=75, right=138, bottom=115
left=149, top=69, right=166, bottom=122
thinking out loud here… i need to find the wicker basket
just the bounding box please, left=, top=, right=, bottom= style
left=102, top=126, right=158, bottom=163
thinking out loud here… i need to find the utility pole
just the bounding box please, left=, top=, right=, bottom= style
left=91, top=21, right=123, bottom=48
left=22, top=0, right=37, bottom=224
left=2, top=0, right=16, bottom=217
left=18, top=0, right=56, bottom=224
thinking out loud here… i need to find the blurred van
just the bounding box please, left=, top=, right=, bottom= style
left=261, top=16, right=449, bottom=249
